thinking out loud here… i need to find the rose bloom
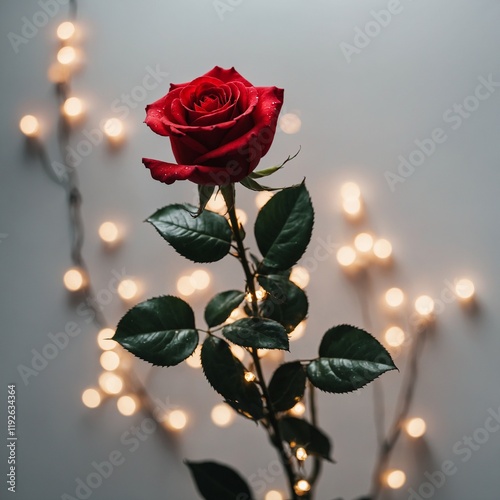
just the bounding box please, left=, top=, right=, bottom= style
left=143, top=66, right=284, bottom=186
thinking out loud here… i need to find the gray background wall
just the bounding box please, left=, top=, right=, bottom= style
left=1, top=1, right=499, bottom=499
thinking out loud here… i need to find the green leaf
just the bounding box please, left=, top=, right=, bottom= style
left=147, top=203, right=231, bottom=263
left=113, top=296, right=198, bottom=366
left=240, top=176, right=282, bottom=192
left=268, top=362, right=306, bottom=412
left=186, top=460, right=254, bottom=500
left=222, top=318, right=289, bottom=350
left=280, top=416, right=333, bottom=462
left=254, top=183, right=314, bottom=270
left=204, top=290, right=246, bottom=328
left=249, top=148, right=300, bottom=179
left=306, top=325, right=397, bottom=394
left=201, top=336, right=264, bottom=420
left=196, top=185, right=216, bottom=216
left=257, top=275, right=308, bottom=333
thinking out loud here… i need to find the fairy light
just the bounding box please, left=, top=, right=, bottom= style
left=57, top=21, right=76, bottom=40
left=100, top=351, right=120, bottom=371
left=294, top=479, right=311, bottom=495
left=117, top=279, right=138, bottom=300
left=384, top=326, right=405, bottom=347
left=385, top=288, right=404, bottom=308
left=165, top=410, right=188, bottom=431
left=289, top=402, right=306, bottom=417
left=230, top=344, right=246, bottom=361
left=184, top=345, right=202, bottom=368
left=354, top=232, right=374, bottom=253
left=244, top=371, right=256, bottom=382
left=290, top=266, right=310, bottom=288
left=63, top=268, right=86, bottom=291
left=255, top=191, right=273, bottom=209
left=279, top=113, right=301, bottom=134
left=235, top=208, right=248, bottom=226
left=98, top=221, right=119, bottom=243
left=207, top=194, right=225, bottom=213
left=48, top=63, right=71, bottom=84
left=386, top=470, right=406, bottom=489
left=296, top=447, right=308, bottom=461
left=63, top=96, right=83, bottom=117
left=82, top=388, right=101, bottom=408
left=97, top=328, right=115, bottom=350
left=117, top=395, right=137, bottom=416
left=415, top=295, right=435, bottom=316
left=265, top=491, right=284, bottom=500
left=57, top=46, right=77, bottom=65
left=290, top=321, right=306, bottom=341
left=230, top=308, right=246, bottom=320
left=19, top=115, right=40, bottom=137
left=98, top=372, right=123, bottom=395
left=405, top=417, right=427, bottom=438
left=454, top=278, right=475, bottom=300
left=190, top=269, right=211, bottom=290
left=211, top=404, right=235, bottom=427
left=103, top=118, right=124, bottom=139
left=373, top=238, right=393, bottom=259
left=342, top=198, right=362, bottom=216
left=336, top=246, right=356, bottom=267
left=341, top=182, right=361, bottom=200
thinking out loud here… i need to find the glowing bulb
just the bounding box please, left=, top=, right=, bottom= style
left=230, top=308, right=246, bottom=320
left=103, top=118, right=124, bottom=139
left=211, top=404, right=234, bottom=427
left=354, top=232, right=374, bottom=253
left=385, top=288, right=404, bottom=308
left=63, top=97, right=83, bottom=117
left=48, top=63, right=71, bottom=83
left=98, top=221, right=119, bottom=243
left=230, top=344, right=246, bottom=361
left=341, top=182, right=361, bottom=200
left=190, top=269, right=210, bottom=290
left=290, top=266, right=310, bottom=288
left=342, top=198, right=361, bottom=216
left=455, top=278, right=475, bottom=300
left=405, top=417, right=427, bottom=438
left=415, top=295, right=434, bottom=316
left=177, top=276, right=195, bottom=296
left=57, top=46, right=76, bottom=65
left=265, top=491, right=284, bottom=500
left=244, top=372, right=256, bottom=382
left=289, top=402, right=306, bottom=417
left=98, top=372, right=123, bottom=395
left=384, top=326, right=405, bottom=347
left=100, top=351, right=120, bottom=371
left=118, top=279, right=138, bottom=300
left=296, top=447, right=308, bottom=461
left=82, top=388, right=101, bottom=408
left=290, top=321, right=306, bottom=341
left=386, top=470, right=406, bottom=489
left=255, top=191, right=273, bottom=209
left=166, top=410, right=187, bottom=430
left=373, top=238, right=393, bottom=259
left=235, top=208, right=247, bottom=226
left=19, top=115, right=40, bottom=137
left=279, top=113, right=301, bottom=134
left=207, top=194, right=225, bottom=213
left=294, top=479, right=311, bottom=494
left=186, top=345, right=202, bottom=369
left=97, top=328, right=115, bottom=350
left=63, top=268, right=85, bottom=291
left=57, top=21, right=76, bottom=40
left=336, top=246, right=356, bottom=267
left=117, top=395, right=137, bottom=416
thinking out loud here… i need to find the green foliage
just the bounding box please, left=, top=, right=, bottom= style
left=307, top=325, right=397, bottom=393
left=113, top=296, right=198, bottom=366
left=222, top=317, right=289, bottom=350
left=204, top=290, right=245, bottom=328
left=268, top=362, right=306, bottom=412
left=147, top=203, right=232, bottom=263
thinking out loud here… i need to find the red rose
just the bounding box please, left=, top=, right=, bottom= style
left=142, top=66, right=284, bottom=186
